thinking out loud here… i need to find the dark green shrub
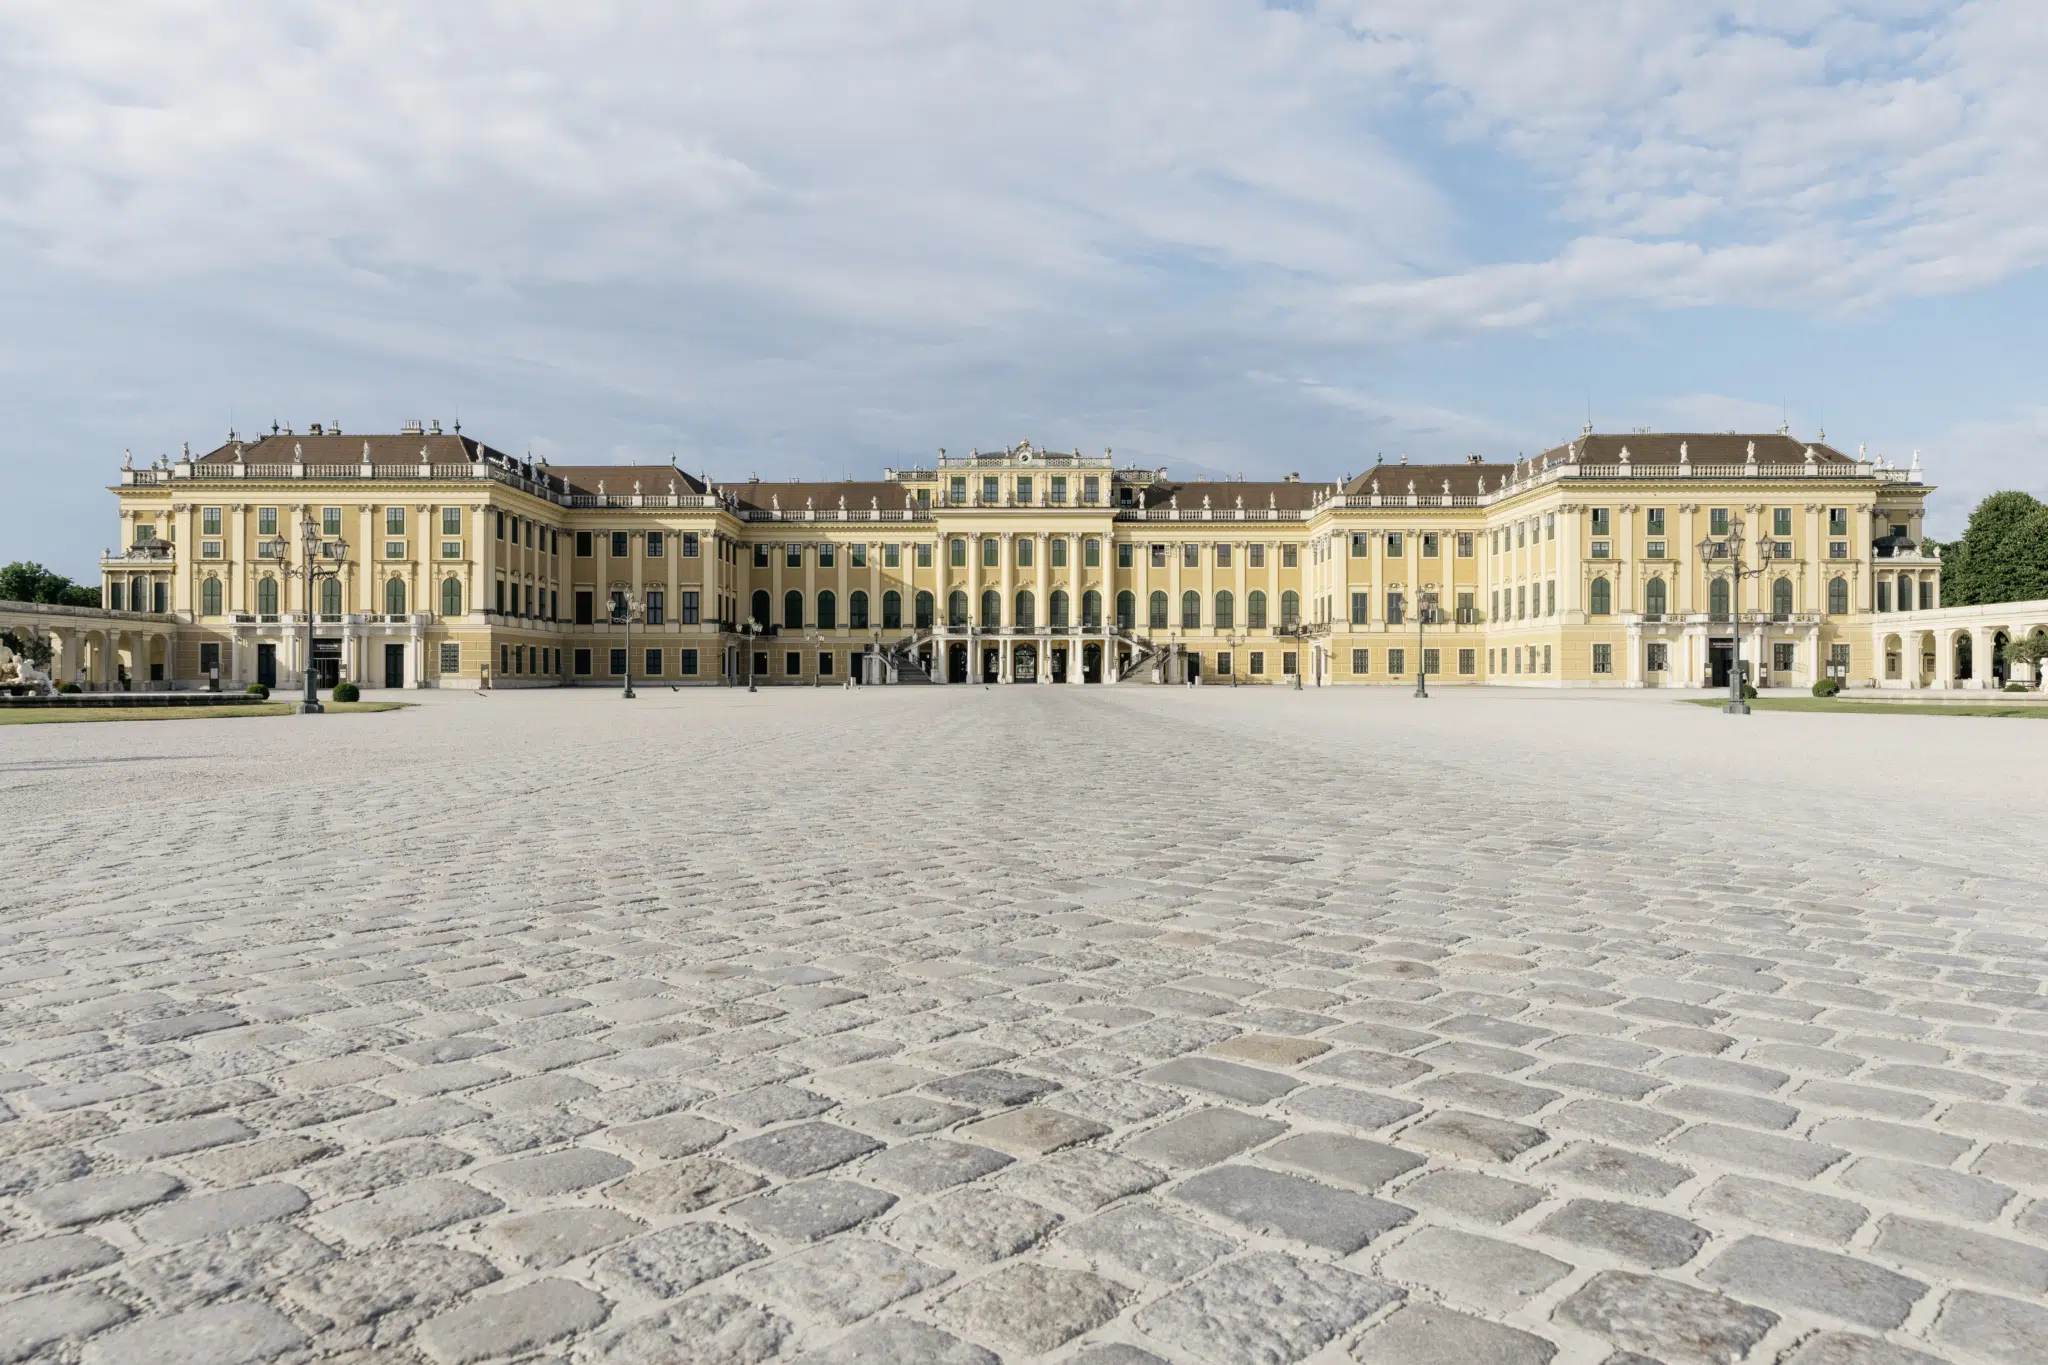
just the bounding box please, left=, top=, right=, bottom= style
left=56, top=681, right=81, bottom=694
left=1741, top=681, right=1758, bottom=700
left=332, top=681, right=360, bottom=702
left=2005, top=682, right=2030, bottom=693
left=1811, top=679, right=1840, bottom=698
left=245, top=683, right=269, bottom=699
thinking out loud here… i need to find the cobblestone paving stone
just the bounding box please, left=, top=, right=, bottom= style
left=3, top=686, right=2047, bottom=1364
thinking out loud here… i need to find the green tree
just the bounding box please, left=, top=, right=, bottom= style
left=0, top=562, right=99, bottom=607
left=1939, top=492, right=2048, bottom=605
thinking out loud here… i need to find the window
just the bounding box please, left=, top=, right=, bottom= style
left=379, top=539, right=404, bottom=560
left=982, top=475, right=999, bottom=504
left=576, top=590, right=595, bottom=625
left=1592, top=508, right=1611, bottom=535
left=1772, top=507, right=1792, bottom=537
left=1827, top=575, right=1849, bottom=615
left=1829, top=540, right=1848, bottom=560
left=200, top=578, right=222, bottom=616
left=1050, top=475, right=1067, bottom=504
left=1181, top=589, right=1202, bottom=629
left=981, top=538, right=998, bottom=569
left=637, top=648, right=658, bottom=676
left=1918, top=579, right=1934, bottom=610
left=1016, top=538, right=1033, bottom=569
left=609, top=648, right=627, bottom=676
left=1351, top=533, right=1370, bottom=558
left=1079, top=589, right=1100, bottom=631
left=1877, top=580, right=1892, bottom=612
left=202, top=540, right=222, bottom=559
left=1516, top=522, right=1526, bottom=548
left=258, top=507, right=278, bottom=536
left=817, top=543, right=835, bottom=569
left=1590, top=578, right=1611, bottom=616
left=1280, top=590, right=1300, bottom=628
left=817, top=590, right=837, bottom=629
left=1216, top=544, right=1232, bottom=569
left=1546, top=581, right=1556, bottom=616
left=1647, top=508, right=1666, bottom=535
left=1645, top=578, right=1667, bottom=616
left=1016, top=476, right=1033, bottom=505
left=1114, top=591, right=1133, bottom=630
left=1386, top=532, right=1404, bottom=557
left=786, top=651, right=802, bottom=676
left=1149, top=591, right=1169, bottom=629
left=441, top=578, right=462, bottom=617
left=1546, top=515, right=1555, bottom=541
left=1350, top=592, right=1370, bottom=626
left=645, top=590, right=665, bottom=625
left=1422, top=532, right=1439, bottom=558
left=876, top=589, right=899, bottom=630
left=1215, top=590, right=1234, bottom=629
left=1422, top=648, right=1439, bottom=675
left=1351, top=648, right=1369, bottom=673
left=1083, top=476, right=1100, bottom=504
left=914, top=590, right=933, bottom=629
left=1772, top=578, right=1794, bottom=619
left=1282, top=651, right=1297, bottom=675
left=1516, top=585, right=1527, bottom=619
left=1457, top=648, right=1475, bottom=676
left=1182, top=544, right=1199, bottom=569
left=1250, top=651, right=1265, bottom=675
left=575, top=531, right=593, bottom=557
left=646, top=531, right=664, bottom=558
left=1385, top=592, right=1405, bottom=626
left=198, top=506, right=222, bottom=536
left=950, top=476, right=968, bottom=504
left=1543, top=645, right=1552, bottom=673
left=1457, top=533, right=1473, bottom=558
left=1710, top=508, right=1730, bottom=536
left=501, top=644, right=510, bottom=676
left=438, top=540, right=459, bottom=560
left=849, top=590, right=869, bottom=629
left=613, top=531, right=630, bottom=559
left=1151, top=544, right=1167, bottom=568
left=1593, top=643, right=1613, bottom=674
left=1389, top=647, right=1407, bottom=676
left=1829, top=507, right=1848, bottom=535
left=573, top=648, right=592, bottom=676
left=1646, top=540, right=1665, bottom=559
left=1590, top=539, right=1610, bottom=559
left=885, top=544, right=901, bottom=568
left=383, top=579, right=406, bottom=615
left=950, top=538, right=966, bottom=567
left=1710, top=578, right=1731, bottom=618
left=784, top=590, right=804, bottom=629
left=948, top=589, right=968, bottom=627
left=1051, top=590, right=1071, bottom=630
left=1773, top=642, right=1795, bottom=674
left=818, top=651, right=834, bottom=677
left=1014, top=590, right=1034, bottom=630
left=1117, top=543, right=1133, bottom=569
left=1647, top=643, right=1668, bottom=672
left=379, top=506, right=402, bottom=536
left=981, top=588, right=1000, bottom=628
left=1248, top=590, right=1267, bottom=629
left=1215, top=650, right=1232, bottom=676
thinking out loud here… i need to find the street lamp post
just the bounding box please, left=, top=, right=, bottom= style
left=1413, top=589, right=1439, bottom=698
left=739, top=618, right=759, bottom=692
left=610, top=591, right=642, bottom=699
left=1697, top=517, right=1775, bottom=715
left=275, top=513, right=348, bottom=714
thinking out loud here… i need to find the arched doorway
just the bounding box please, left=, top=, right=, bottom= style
left=981, top=644, right=1000, bottom=683
left=1014, top=643, right=1037, bottom=682
left=1883, top=633, right=1902, bottom=682
left=1051, top=646, right=1069, bottom=683
left=1955, top=632, right=1973, bottom=682
left=947, top=642, right=968, bottom=683
left=1082, top=642, right=1102, bottom=684
left=1992, top=632, right=2010, bottom=686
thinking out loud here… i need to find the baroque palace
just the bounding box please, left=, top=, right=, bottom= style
left=70, top=423, right=1939, bottom=691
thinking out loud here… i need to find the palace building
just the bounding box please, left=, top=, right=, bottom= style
left=71, top=423, right=1937, bottom=691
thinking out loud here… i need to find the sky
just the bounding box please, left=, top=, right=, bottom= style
left=4, top=1, right=2047, bottom=578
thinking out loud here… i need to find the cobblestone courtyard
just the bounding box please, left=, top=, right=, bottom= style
left=3, top=687, right=2046, bottom=1365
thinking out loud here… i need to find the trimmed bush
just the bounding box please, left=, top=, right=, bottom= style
left=1811, top=679, right=1840, bottom=698
left=2005, top=682, right=2031, bottom=693
left=245, top=683, right=269, bottom=699
left=1740, top=682, right=1758, bottom=700
left=332, top=681, right=360, bottom=703
left=56, top=681, right=82, bottom=694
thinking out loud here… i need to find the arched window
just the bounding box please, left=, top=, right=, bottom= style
left=1015, top=590, right=1034, bottom=631
left=980, top=588, right=1001, bottom=628
left=1115, top=590, right=1135, bottom=631
left=912, top=590, right=932, bottom=629
left=817, top=590, right=837, bottom=630
left=849, top=590, right=869, bottom=629
left=1148, top=591, right=1168, bottom=629
left=256, top=577, right=278, bottom=615
left=783, top=590, right=804, bottom=629
left=1644, top=578, right=1667, bottom=616
left=1181, top=590, right=1201, bottom=629
left=1280, top=590, right=1300, bottom=628
left=1248, top=589, right=1267, bottom=629
left=1589, top=577, right=1611, bottom=616
left=1773, top=577, right=1794, bottom=619
left=948, top=589, right=968, bottom=627
left=200, top=578, right=222, bottom=617
left=1896, top=572, right=1912, bottom=612
left=1082, top=590, right=1102, bottom=630
left=1050, top=590, right=1070, bottom=630
left=882, top=590, right=901, bottom=630
left=1827, top=577, right=1848, bottom=615
left=440, top=578, right=461, bottom=617
left=1709, top=578, right=1730, bottom=619
left=321, top=578, right=342, bottom=615
left=385, top=578, right=406, bottom=616
left=750, top=589, right=771, bottom=627
left=1214, top=590, right=1234, bottom=630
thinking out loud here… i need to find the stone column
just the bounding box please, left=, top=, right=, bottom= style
left=1676, top=506, right=1696, bottom=613
left=1973, top=626, right=1997, bottom=689
left=473, top=504, right=493, bottom=619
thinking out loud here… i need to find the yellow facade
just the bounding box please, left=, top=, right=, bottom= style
left=89, top=426, right=1934, bottom=691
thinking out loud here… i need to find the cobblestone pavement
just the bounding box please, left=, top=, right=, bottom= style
left=3, top=687, right=2046, bottom=1365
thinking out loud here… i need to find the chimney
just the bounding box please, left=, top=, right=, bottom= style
left=1465, top=454, right=1483, bottom=465
left=428, top=420, right=442, bottom=435
left=309, top=423, right=323, bottom=435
